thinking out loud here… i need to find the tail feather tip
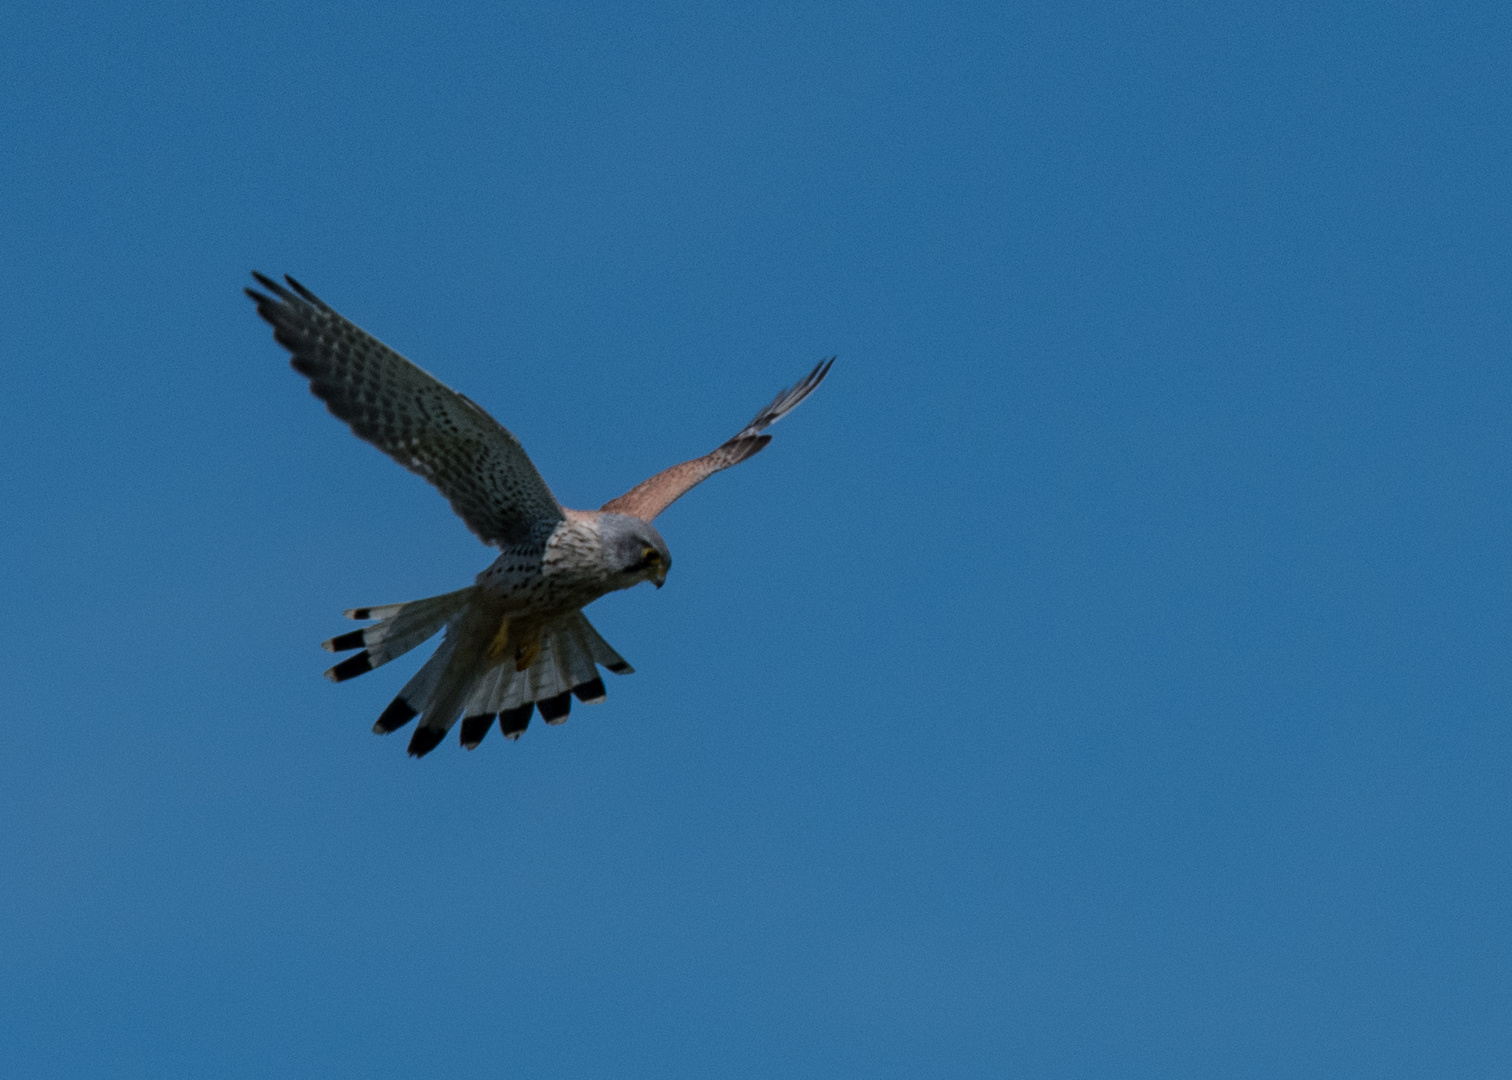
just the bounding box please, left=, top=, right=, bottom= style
left=373, top=697, right=418, bottom=734
left=407, top=726, right=446, bottom=758
left=572, top=677, right=607, bottom=704
left=460, top=713, right=495, bottom=750
left=325, top=651, right=373, bottom=682
left=322, top=630, right=366, bottom=653
left=499, top=704, right=533, bottom=738
left=538, top=692, right=572, bottom=725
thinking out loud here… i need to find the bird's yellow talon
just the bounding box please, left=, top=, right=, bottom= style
left=486, top=618, right=511, bottom=661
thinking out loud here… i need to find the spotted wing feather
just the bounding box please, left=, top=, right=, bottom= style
left=246, top=273, right=564, bottom=548
left=601, top=357, right=834, bottom=521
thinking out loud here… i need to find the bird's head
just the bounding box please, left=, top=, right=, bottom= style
left=598, top=513, right=672, bottom=589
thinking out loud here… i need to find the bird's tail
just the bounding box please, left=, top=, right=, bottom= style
left=322, top=591, right=633, bottom=757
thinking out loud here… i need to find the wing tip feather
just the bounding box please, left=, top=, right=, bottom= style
left=743, top=356, right=836, bottom=434
left=249, top=271, right=285, bottom=297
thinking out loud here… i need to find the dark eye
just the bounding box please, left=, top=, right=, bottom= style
left=640, top=545, right=660, bottom=563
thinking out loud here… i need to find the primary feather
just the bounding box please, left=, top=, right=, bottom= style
left=246, top=274, right=563, bottom=548
left=600, top=358, right=834, bottom=521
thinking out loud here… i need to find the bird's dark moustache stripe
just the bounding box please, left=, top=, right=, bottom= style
left=373, top=697, right=418, bottom=734
left=327, top=652, right=372, bottom=682
left=499, top=703, right=533, bottom=739
left=538, top=692, right=572, bottom=724
left=407, top=726, right=446, bottom=758
left=323, top=630, right=366, bottom=653
left=572, top=677, right=607, bottom=704
left=460, top=714, right=495, bottom=749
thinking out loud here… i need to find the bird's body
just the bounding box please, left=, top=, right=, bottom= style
left=471, top=511, right=671, bottom=673
left=247, top=273, right=830, bottom=756
left=478, top=516, right=628, bottom=634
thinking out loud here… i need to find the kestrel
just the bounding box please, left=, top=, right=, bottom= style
left=247, top=274, right=833, bottom=757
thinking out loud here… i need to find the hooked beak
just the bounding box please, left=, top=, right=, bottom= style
left=652, top=567, right=666, bottom=589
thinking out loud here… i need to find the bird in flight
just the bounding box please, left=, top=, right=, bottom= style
left=247, top=274, right=834, bottom=757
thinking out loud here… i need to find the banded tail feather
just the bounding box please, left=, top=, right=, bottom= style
left=328, top=595, right=633, bottom=757
left=460, top=713, right=495, bottom=750
left=374, top=696, right=419, bottom=734
left=499, top=703, right=533, bottom=740
left=537, top=692, right=572, bottom=724
left=324, top=630, right=366, bottom=653
left=326, top=651, right=372, bottom=682
left=322, top=587, right=476, bottom=682
left=407, top=725, right=447, bottom=758
left=572, top=676, right=607, bottom=704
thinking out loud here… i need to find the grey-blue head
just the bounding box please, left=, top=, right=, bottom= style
left=597, top=512, right=672, bottom=589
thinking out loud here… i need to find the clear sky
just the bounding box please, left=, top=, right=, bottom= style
left=3, top=2, right=1510, bottom=1076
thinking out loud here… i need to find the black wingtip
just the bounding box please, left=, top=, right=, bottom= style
left=796, top=355, right=835, bottom=400
left=460, top=713, right=495, bottom=750
left=407, top=725, right=446, bottom=758
left=743, top=355, right=837, bottom=434
left=326, top=651, right=373, bottom=682
left=249, top=271, right=289, bottom=299
left=283, top=274, right=327, bottom=308
left=498, top=703, right=533, bottom=739
left=373, top=697, right=419, bottom=734
left=537, top=692, right=572, bottom=725
left=605, top=660, right=634, bottom=675
left=248, top=272, right=329, bottom=311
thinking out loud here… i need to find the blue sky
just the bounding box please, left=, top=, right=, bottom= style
left=3, top=1, right=1510, bottom=1076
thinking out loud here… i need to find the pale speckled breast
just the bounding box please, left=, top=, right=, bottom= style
left=474, top=518, right=612, bottom=620
left=474, top=544, right=547, bottom=602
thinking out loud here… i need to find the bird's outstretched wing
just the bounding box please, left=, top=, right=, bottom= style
left=247, top=274, right=564, bottom=548
left=601, top=358, right=834, bottom=521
